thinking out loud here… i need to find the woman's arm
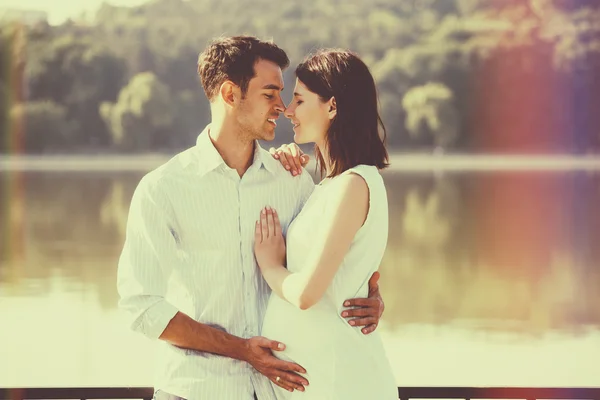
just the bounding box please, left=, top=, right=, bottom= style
left=255, top=173, right=369, bottom=310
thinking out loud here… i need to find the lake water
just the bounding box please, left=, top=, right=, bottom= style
left=1, top=157, right=599, bottom=387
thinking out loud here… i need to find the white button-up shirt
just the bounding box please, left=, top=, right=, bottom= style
left=117, top=126, right=315, bottom=400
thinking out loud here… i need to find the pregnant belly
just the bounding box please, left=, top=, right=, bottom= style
left=261, top=294, right=341, bottom=370
left=262, top=294, right=398, bottom=399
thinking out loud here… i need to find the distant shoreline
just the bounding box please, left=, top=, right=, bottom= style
left=1, top=153, right=600, bottom=172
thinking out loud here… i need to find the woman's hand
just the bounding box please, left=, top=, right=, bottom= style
left=254, top=206, right=286, bottom=271
left=269, top=143, right=310, bottom=176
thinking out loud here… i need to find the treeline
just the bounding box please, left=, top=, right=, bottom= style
left=1, top=0, right=599, bottom=154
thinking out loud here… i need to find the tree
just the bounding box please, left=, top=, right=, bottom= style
left=9, top=101, right=77, bottom=153
left=1, top=0, right=597, bottom=153
left=25, top=34, right=127, bottom=147
left=101, top=72, right=174, bottom=151
left=0, top=22, right=27, bottom=153
left=402, top=82, right=460, bottom=149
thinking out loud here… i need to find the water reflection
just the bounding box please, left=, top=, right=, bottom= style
left=0, top=167, right=599, bottom=386
left=381, top=170, right=600, bottom=335
left=1, top=169, right=599, bottom=330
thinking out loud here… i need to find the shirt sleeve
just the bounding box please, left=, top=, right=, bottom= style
left=117, top=175, right=180, bottom=340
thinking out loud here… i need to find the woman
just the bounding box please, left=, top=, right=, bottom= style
left=254, top=49, right=397, bottom=399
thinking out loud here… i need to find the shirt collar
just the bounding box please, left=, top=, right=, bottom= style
left=253, top=142, right=279, bottom=175
left=194, top=125, right=278, bottom=176
left=194, top=125, right=226, bottom=176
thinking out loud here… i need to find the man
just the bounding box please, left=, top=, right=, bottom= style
left=117, top=36, right=385, bottom=400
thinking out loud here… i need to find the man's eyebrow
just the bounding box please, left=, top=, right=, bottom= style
left=262, top=84, right=283, bottom=91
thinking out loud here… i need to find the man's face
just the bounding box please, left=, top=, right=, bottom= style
left=235, top=59, right=285, bottom=141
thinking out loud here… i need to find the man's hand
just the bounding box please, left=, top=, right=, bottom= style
left=340, top=271, right=385, bottom=334
left=243, top=336, right=309, bottom=393
left=269, top=143, right=310, bottom=176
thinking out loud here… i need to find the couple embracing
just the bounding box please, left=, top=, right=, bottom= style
left=117, top=35, right=397, bottom=399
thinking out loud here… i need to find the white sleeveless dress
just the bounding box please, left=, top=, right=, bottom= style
left=261, top=165, right=397, bottom=399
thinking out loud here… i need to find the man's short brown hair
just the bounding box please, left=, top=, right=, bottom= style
left=197, top=36, right=289, bottom=102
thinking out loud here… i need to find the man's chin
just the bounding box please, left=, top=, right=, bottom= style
left=260, top=131, right=276, bottom=141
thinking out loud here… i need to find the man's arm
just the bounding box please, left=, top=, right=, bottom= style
left=117, top=176, right=180, bottom=339
left=159, top=312, right=308, bottom=393
left=159, top=312, right=247, bottom=359
left=117, top=177, right=308, bottom=393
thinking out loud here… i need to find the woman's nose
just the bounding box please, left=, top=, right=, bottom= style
left=284, top=106, right=293, bottom=119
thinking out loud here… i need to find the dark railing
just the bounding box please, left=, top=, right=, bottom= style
left=1, top=387, right=599, bottom=400
left=397, top=387, right=600, bottom=400
left=0, top=387, right=153, bottom=400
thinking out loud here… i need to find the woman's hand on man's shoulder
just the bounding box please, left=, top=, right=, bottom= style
left=269, top=143, right=310, bottom=176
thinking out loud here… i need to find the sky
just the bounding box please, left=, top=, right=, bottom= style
left=0, top=0, right=149, bottom=25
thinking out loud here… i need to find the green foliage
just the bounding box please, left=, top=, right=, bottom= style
left=25, top=34, right=127, bottom=147
left=0, top=82, right=9, bottom=152
left=402, top=82, right=459, bottom=148
left=101, top=72, right=174, bottom=151
left=0, top=0, right=598, bottom=153
left=9, top=100, right=77, bottom=153
left=0, top=22, right=26, bottom=152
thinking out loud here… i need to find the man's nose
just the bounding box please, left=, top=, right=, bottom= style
left=274, top=98, right=285, bottom=113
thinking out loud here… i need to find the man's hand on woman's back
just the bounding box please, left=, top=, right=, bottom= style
left=340, top=271, right=385, bottom=334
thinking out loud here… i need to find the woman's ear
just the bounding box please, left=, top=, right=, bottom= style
left=328, top=97, right=337, bottom=120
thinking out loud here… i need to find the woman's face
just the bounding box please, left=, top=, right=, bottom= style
left=284, top=79, right=335, bottom=146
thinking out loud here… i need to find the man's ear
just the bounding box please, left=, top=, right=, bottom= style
left=219, top=81, right=240, bottom=107
left=328, top=97, right=337, bottom=120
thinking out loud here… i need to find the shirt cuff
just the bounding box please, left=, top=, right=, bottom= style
left=134, top=300, right=180, bottom=340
